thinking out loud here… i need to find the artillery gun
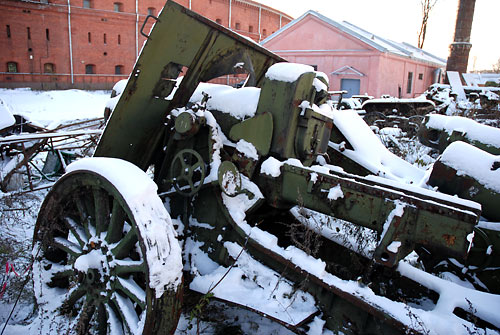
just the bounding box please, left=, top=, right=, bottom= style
left=32, top=2, right=499, bottom=334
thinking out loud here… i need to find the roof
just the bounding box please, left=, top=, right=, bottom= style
left=261, top=10, right=446, bottom=67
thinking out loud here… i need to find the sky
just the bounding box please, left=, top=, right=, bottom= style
left=252, top=0, right=500, bottom=71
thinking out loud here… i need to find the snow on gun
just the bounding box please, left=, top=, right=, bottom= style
left=0, top=98, right=102, bottom=192
left=32, top=2, right=500, bottom=335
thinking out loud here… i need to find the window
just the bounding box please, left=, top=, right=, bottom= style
left=118, top=34, right=121, bottom=45
left=46, top=28, right=50, bottom=41
left=40, top=0, right=49, bottom=3
left=7, top=62, right=18, bottom=73
left=6, top=25, right=10, bottom=38
left=406, top=72, right=413, bottom=94
left=115, top=65, right=124, bottom=75
left=216, top=18, right=222, bottom=24
left=262, top=28, right=267, bottom=36
left=249, top=25, right=253, bottom=33
left=235, top=22, right=240, bottom=30
left=85, top=64, right=95, bottom=74
left=44, top=63, right=55, bottom=73
left=83, top=0, right=91, bottom=8
left=103, top=33, right=107, bottom=44
left=418, top=73, right=423, bottom=80
left=147, top=7, right=155, bottom=15
left=27, top=27, right=31, bottom=40
left=113, top=2, right=123, bottom=12
left=88, top=32, right=91, bottom=43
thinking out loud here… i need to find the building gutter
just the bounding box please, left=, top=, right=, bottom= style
left=135, top=0, right=139, bottom=58
left=258, top=6, right=261, bottom=42
left=228, top=0, right=232, bottom=28
left=67, top=0, right=74, bottom=84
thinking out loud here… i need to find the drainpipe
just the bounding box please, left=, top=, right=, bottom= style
left=228, top=0, right=232, bottom=28
left=279, top=14, right=282, bottom=29
left=67, top=0, right=74, bottom=84
left=189, top=0, right=191, bottom=9
left=258, top=6, right=261, bottom=42
left=135, top=0, right=139, bottom=58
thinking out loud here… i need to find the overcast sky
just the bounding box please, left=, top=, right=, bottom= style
left=252, top=0, right=499, bottom=71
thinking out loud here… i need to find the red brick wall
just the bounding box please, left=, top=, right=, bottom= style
left=0, top=0, right=292, bottom=89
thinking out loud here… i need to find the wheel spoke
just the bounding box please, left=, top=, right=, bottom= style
left=53, top=237, right=82, bottom=258
left=50, top=267, right=73, bottom=282
left=106, top=199, right=126, bottom=244
left=192, top=161, right=203, bottom=172
left=116, top=277, right=146, bottom=310
left=73, top=194, right=90, bottom=236
left=111, top=229, right=138, bottom=260
left=82, top=192, right=96, bottom=238
left=188, top=179, right=195, bottom=191
left=96, top=302, right=108, bottom=335
left=74, top=193, right=97, bottom=239
left=75, top=297, right=96, bottom=335
left=111, top=294, right=140, bottom=335
left=93, top=188, right=110, bottom=237
left=112, top=259, right=145, bottom=276
left=65, top=217, right=88, bottom=247
left=180, top=154, right=188, bottom=171
left=61, top=286, right=86, bottom=313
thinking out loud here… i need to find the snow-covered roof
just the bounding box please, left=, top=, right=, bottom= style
left=261, top=10, right=446, bottom=67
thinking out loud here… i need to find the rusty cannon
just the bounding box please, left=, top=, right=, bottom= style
left=32, top=2, right=500, bottom=334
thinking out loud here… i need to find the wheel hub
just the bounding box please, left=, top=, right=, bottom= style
left=73, top=245, right=112, bottom=293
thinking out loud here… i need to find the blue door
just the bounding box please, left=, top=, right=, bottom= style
left=340, top=79, right=360, bottom=98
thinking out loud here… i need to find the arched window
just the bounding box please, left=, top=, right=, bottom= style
left=262, top=28, right=267, bottom=36
left=235, top=22, right=240, bottom=30
left=7, top=62, right=18, bottom=73
left=249, top=25, right=253, bottom=33
left=115, top=65, right=124, bottom=75
left=147, top=7, right=155, bottom=16
left=44, top=63, right=55, bottom=73
left=113, top=2, right=123, bottom=12
left=85, top=64, right=95, bottom=74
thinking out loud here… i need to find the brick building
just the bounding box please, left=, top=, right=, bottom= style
left=0, top=0, right=292, bottom=89
left=262, top=11, right=445, bottom=98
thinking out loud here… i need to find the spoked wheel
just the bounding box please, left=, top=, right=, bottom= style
left=33, top=158, right=183, bottom=335
left=170, top=149, right=206, bottom=197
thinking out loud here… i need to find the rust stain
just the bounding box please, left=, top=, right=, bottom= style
left=442, top=234, right=456, bottom=246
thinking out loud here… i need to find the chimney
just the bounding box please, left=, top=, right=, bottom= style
left=446, top=0, right=476, bottom=74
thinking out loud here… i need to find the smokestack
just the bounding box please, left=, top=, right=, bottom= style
left=446, top=0, right=476, bottom=74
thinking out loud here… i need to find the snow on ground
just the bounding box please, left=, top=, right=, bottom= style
left=0, top=88, right=109, bottom=128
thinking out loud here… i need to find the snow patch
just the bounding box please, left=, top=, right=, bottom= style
left=440, top=141, right=500, bottom=193
left=260, top=157, right=284, bottom=177
left=190, top=83, right=260, bottom=120
left=236, top=139, right=258, bottom=160
left=265, top=62, right=314, bottom=82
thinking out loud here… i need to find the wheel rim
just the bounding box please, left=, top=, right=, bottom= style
left=33, top=170, right=181, bottom=335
